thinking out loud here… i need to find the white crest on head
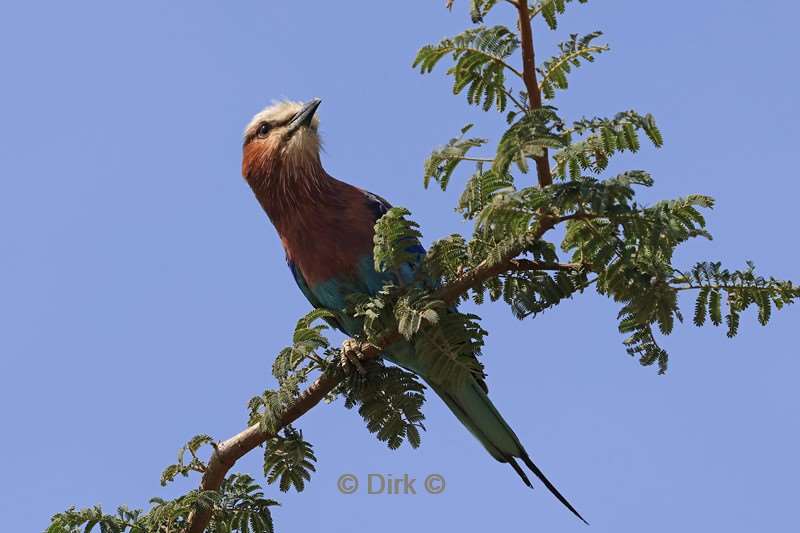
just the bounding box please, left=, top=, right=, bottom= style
left=243, top=100, right=321, bottom=140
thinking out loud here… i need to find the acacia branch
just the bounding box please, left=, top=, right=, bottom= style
left=538, top=45, right=609, bottom=92
left=184, top=351, right=383, bottom=532
left=502, top=87, right=529, bottom=113
left=514, top=0, right=553, bottom=188
left=446, top=44, right=525, bottom=78
left=185, top=217, right=567, bottom=532
left=456, top=156, right=495, bottom=162
left=508, top=259, right=582, bottom=272
left=673, top=284, right=775, bottom=292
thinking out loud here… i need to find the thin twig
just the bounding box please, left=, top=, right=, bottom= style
left=502, top=88, right=528, bottom=113
left=457, top=156, right=495, bottom=163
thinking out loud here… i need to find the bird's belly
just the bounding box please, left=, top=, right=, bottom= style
left=307, top=255, right=394, bottom=336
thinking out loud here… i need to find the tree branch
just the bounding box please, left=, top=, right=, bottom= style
left=673, top=284, right=772, bottom=292
left=456, top=156, right=495, bottom=163
left=508, top=259, right=582, bottom=272
left=185, top=216, right=567, bottom=532
left=514, top=0, right=553, bottom=188
left=184, top=349, right=385, bottom=532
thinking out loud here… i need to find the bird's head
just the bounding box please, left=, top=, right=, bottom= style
left=241, top=99, right=323, bottom=185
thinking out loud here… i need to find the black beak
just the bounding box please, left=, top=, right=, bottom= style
left=287, top=98, right=321, bottom=134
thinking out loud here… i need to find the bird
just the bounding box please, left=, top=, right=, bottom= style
left=241, top=98, right=586, bottom=523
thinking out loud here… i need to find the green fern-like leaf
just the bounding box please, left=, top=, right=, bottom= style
left=263, top=427, right=317, bottom=493
left=373, top=207, right=424, bottom=274
left=531, top=0, right=591, bottom=30
left=415, top=311, right=487, bottom=388
left=339, top=362, right=427, bottom=450
left=539, top=31, right=608, bottom=99
left=555, top=112, right=664, bottom=178
left=160, top=434, right=215, bottom=487
left=423, top=124, right=488, bottom=190
left=48, top=474, right=278, bottom=533
left=425, top=234, right=470, bottom=284
left=414, top=26, right=520, bottom=111
left=458, top=166, right=516, bottom=220
left=495, top=107, right=566, bottom=175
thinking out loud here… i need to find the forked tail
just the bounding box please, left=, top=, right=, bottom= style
left=429, top=378, right=588, bottom=524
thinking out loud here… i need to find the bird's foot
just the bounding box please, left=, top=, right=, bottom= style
left=340, top=338, right=370, bottom=376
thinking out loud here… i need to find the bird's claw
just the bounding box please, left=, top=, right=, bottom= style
left=340, top=338, right=368, bottom=376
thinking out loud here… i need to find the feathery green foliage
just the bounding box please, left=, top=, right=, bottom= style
left=423, top=124, right=488, bottom=190
left=373, top=207, right=424, bottom=274
left=46, top=474, right=278, bottom=533
left=457, top=0, right=501, bottom=24
left=675, top=261, right=799, bottom=338
left=248, top=309, right=335, bottom=433
left=263, top=427, right=317, bottom=493
left=415, top=311, right=487, bottom=386
left=161, top=434, right=215, bottom=487
left=539, top=32, right=608, bottom=99
left=532, top=0, right=591, bottom=30
left=457, top=166, right=516, bottom=219
left=555, top=112, right=664, bottom=178
left=409, top=0, right=795, bottom=377
left=338, top=361, right=427, bottom=449
left=414, top=25, right=521, bottom=111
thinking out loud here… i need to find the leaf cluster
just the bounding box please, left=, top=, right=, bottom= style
left=161, top=434, right=215, bottom=486
left=373, top=207, right=424, bottom=275
left=263, top=426, right=317, bottom=493
left=679, top=261, right=799, bottom=337
left=46, top=474, right=278, bottom=533
left=532, top=0, right=591, bottom=30
left=249, top=310, right=335, bottom=433
left=337, top=361, right=427, bottom=449
left=423, top=123, right=488, bottom=190
left=539, top=31, right=608, bottom=99
left=414, top=25, right=520, bottom=112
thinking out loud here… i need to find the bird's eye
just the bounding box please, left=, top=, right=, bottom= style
left=257, top=123, right=271, bottom=137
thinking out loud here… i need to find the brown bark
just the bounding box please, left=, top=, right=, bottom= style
left=185, top=356, right=376, bottom=532
left=515, top=0, right=553, bottom=188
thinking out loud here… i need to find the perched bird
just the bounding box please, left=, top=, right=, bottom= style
left=241, top=99, right=585, bottom=523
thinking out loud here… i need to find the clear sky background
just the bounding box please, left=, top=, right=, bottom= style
left=1, top=1, right=798, bottom=532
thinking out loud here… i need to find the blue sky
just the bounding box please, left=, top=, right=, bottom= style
left=1, top=1, right=798, bottom=532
